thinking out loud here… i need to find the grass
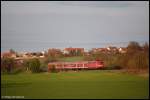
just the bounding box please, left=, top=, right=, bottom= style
left=1, top=70, right=149, bottom=99
left=58, top=56, right=84, bottom=62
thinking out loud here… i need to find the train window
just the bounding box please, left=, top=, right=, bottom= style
left=57, top=64, right=62, bottom=67
left=64, top=64, right=68, bottom=67
left=88, top=62, right=92, bottom=64
left=77, top=64, right=83, bottom=67
left=97, top=62, right=100, bottom=64
left=84, top=64, right=88, bottom=66
left=70, top=64, right=76, bottom=67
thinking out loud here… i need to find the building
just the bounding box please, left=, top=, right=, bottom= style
left=118, top=47, right=127, bottom=53
left=1, top=51, right=16, bottom=58
left=91, top=48, right=108, bottom=53
left=47, top=48, right=63, bottom=57
left=63, top=48, right=84, bottom=56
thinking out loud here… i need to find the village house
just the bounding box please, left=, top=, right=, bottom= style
left=47, top=48, right=63, bottom=57
left=83, top=49, right=90, bottom=56
left=91, top=48, right=108, bottom=53
left=118, top=47, right=127, bottom=53
left=63, top=48, right=84, bottom=56
left=107, top=46, right=118, bottom=51
left=22, top=52, right=31, bottom=58
left=1, top=51, right=16, bottom=58
left=1, top=51, right=24, bottom=66
left=106, top=46, right=118, bottom=54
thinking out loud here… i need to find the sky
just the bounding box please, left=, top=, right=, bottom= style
left=1, top=1, right=149, bottom=52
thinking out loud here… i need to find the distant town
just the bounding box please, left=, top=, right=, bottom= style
left=1, top=40, right=149, bottom=73
left=3, top=43, right=149, bottom=68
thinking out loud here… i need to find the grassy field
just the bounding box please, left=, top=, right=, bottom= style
left=58, top=56, right=84, bottom=62
left=1, top=70, right=149, bottom=99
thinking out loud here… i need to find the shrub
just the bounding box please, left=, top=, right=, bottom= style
left=23, top=59, right=30, bottom=71
left=24, top=58, right=41, bottom=73
left=40, top=63, right=48, bottom=72
left=1, top=57, right=15, bottom=74
left=127, top=52, right=149, bottom=70
left=27, top=58, right=41, bottom=73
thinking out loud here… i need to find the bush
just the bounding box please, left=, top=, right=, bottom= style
left=24, top=58, right=41, bottom=73
left=23, top=59, right=30, bottom=71
left=39, top=62, right=48, bottom=72
left=126, top=52, right=149, bottom=70
left=1, top=57, right=26, bottom=74
left=1, top=57, right=15, bottom=74
left=28, top=58, right=41, bottom=73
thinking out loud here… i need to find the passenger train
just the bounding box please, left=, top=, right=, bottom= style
left=48, top=60, right=104, bottom=71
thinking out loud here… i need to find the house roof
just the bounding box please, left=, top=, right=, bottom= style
left=64, top=48, right=84, bottom=51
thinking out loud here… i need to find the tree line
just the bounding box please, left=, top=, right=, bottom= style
left=84, top=41, right=149, bottom=72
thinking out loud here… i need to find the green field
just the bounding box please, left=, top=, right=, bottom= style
left=1, top=70, right=149, bottom=99
left=59, top=56, right=84, bottom=62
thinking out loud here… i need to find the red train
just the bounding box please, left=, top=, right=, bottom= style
left=48, top=60, right=104, bottom=71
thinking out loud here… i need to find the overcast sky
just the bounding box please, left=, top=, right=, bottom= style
left=1, top=1, right=149, bottom=52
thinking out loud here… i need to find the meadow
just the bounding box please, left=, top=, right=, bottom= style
left=1, top=70, right=149, bottom=99
left=58, top=56, right=84, bottom=62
